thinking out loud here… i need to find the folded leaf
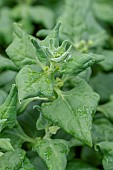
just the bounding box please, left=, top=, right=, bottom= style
left=16, top=65, right=53, bottom=101
left=0, top=84, right=17, bottom=130
left=42, top=77, right=99, bottom=146
left=33, top=138, right=69, bottom=170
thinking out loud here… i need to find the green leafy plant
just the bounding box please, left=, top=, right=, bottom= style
left=1, top=0, right=113, bottom=169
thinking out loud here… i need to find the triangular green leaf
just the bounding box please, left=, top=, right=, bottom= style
left=16, top=65, right=53, bottom=101
left=42, top=77, right=99, bottom=146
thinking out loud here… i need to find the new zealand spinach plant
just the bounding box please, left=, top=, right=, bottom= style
left=1, top=0, right=113, bottom=170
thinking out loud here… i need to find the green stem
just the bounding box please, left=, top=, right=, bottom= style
left=43, top=127, right=51, bottom=139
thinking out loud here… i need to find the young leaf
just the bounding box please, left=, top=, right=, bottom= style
left=0, top=84, right=17, bottom=130
left=33, top=138, right=69, bottom=170
left=6, top=23, right=38, bottom=69
left=36, top=112, right=52, bottom=130
left=16, top=65, right=53, bottom=101
left=42, top=77, right=99, bottom=146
